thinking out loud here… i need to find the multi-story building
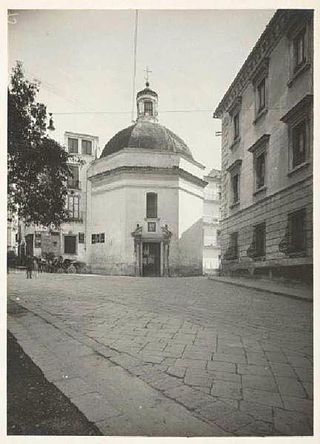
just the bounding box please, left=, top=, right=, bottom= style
left=203, top=169, right=221, bottom=274
left=213, top=10, right=313, bottom=283
left=23, top=132, right=99, bottom=262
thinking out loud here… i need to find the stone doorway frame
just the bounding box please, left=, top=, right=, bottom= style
left=131, top=224, right=172, bottom=277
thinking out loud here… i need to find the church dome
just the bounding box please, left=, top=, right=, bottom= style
left=101, top=79, right=194, bottom=160
left=100, top=120, right=194, bottom=160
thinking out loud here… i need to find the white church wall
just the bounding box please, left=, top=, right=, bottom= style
left=177, top=178, right=204, bottom=276
left=88, top=184, right=126, bottom=274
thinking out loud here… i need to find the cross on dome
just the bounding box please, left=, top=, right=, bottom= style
left=144, top=66, right=152, bottom=87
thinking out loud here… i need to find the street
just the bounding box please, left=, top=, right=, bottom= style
left=7, top=273, right=313, bottom=436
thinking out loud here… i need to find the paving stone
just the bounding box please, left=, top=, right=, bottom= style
left=208, top=370, right=241, bottom=384
left=164, top=385, right=214, bottom=410
left=275, top=376, right=306, bottom=398
left=237, top=364, right=272, bottom=376
left=184, top=371, right=214, bottom=388
left=149, top=376, right=183, bottom=392
left=207, top=361, right=236, bottom=373
left=243, top=389, right=283, bottom=407
left=274, top=408, right=313, bottom=436
left=246, top=352, right=268, bottom=365
left=293, top=366, right=313, bottom=383
left=175, top=359, right=207, bottom=369
left=239, top=400, right=273, bottom=423
left=138, top=353, right=164, bottom=364
left=234, top=420, right=274, bottom=436
left=196, top=400, right=236, bottom=421
left=182, top=351, right=213, bottom=360
left=167, top=366, right=186, bottom=378
left=217, top=345, right=245, bottom=356
left=215, top=410, right=254, bottom=433
left=265, top=351, right=288, bottom=363
left=194, top=386, right=211, bottom=394
left=302, top=382, right=313, bottom=399
left=270, top=362, right=297, bottom=377
left=210, top=380, right=242, bottom=400
left=242, top=374, right=277, bottom=392
left=286, top=354, right=312, bottom=368
left=282, top=396, right=313, bottom=415
left=212, top=352, right=246, bottom=364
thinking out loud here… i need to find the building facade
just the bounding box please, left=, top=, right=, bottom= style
left=23, top=132, right=99, bottom=262
left=203, top=169, right=221, bottom=274
left=213, top=10, right=313, bottom=283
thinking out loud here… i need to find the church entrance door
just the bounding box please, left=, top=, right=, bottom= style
left=142, top=242, right=160, bottom=277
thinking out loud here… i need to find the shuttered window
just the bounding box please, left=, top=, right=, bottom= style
left=146, top=193, right=157, bottom=218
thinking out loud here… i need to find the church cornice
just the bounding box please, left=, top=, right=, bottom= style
left=213, top=9, right=313, bottom=118
left=88, top=165, right=208, bottom=188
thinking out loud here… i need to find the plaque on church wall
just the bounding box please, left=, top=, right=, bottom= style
left=148, top=222, right=156, bottom=232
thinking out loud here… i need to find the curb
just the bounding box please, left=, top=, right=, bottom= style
left=208, top=277, right=313, bottom=302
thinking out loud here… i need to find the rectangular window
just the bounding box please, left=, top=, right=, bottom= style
left=148, top=222, right=156, bottom=232
left=35, top=233, right=42, bottom=248
left=67, top=165, right=80, bottom=189
left=68, top=138, right=78, bottom=154
left=92, top=234, right=97, bottom=244
left=146, top=193, right=157, bottom=218
left=100, top=233, right=105, bottom=243
left=82, top=140, right=92, bottom=155
left=233, top=112, right=240, bottom=140
left=64, top=235, right=76, bottom=254
left=293, top=29, right=306, bottom=71
left=257, top=78, right=266, bottom=112
left=288, top=209, right=306, bottom=253
left=225, top=232, right=238, bottom=260
left=231, top=173, right=239, bottom=203
left=255, top=152, right=265, bottom=189
left=292, top=120, right=307, bottom=168
left=144, top=101, right=153, bottom=115
left=254, top=222, right=266, bottom=257
left=78, top=232, right=85, bottom=243
left=67, top=195, right=80, bottom=220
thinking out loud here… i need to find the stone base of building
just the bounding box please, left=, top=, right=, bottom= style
left=221, top=263, right=313, bottom=286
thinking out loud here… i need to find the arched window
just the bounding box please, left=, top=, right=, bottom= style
left=146, top=193, right=157, bottom=218
left=144, top=100, right=153, bottom=116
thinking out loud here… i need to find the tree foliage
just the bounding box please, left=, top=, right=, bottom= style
left=8, top=61, right=71, bottom=227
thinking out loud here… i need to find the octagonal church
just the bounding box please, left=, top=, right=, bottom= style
left=85, top=82, right=207, bottom=276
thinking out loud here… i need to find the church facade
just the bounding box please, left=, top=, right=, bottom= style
left=19, top=83, right=208, bottom=277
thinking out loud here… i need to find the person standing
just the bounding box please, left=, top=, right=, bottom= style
left=26, top=255, right=33, bottom=279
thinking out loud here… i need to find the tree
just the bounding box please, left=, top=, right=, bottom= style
left=8, top=61, right=71, bottom=227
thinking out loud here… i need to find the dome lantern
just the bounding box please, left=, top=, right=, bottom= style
left=136, top=67, right=158, bottom=122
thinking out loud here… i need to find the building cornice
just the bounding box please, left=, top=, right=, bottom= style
left=248, top=134, right=270, bottom=153
left=226, top=159, right=242, bottom=173
left=213, top=10, right=313, bottom=118
left=280, top=94, right=313, bottom=123
left=88, top=165, right=208, bottom=188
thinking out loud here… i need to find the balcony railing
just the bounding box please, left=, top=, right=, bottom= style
left=67, top=179, right=81, bottom=190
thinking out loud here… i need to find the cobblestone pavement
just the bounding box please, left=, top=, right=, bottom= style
left=7, top=273, right=313, bottom=436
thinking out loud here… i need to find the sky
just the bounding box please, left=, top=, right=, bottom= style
left=8, top=9, right=275, bottom=171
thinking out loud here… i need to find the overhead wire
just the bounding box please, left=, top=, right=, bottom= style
left=131, top=10, right=139, bottom=123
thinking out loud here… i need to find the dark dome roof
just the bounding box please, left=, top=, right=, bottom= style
left=137, top=87, right=158, bottom=98
left=100, top=121, right=194, bottom=160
